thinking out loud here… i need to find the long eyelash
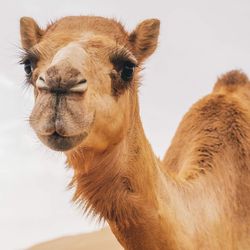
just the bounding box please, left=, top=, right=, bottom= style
left=18, top=48, right=40, bottom=87
left=110, top=46, right=138, bottom=67
left=18, top=48, right=40, bottom=65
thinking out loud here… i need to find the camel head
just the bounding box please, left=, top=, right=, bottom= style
left=19, top=16, right=160, bottom=152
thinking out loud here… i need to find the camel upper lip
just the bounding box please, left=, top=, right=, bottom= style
left=38, top=130, right=81, bottom=138
left=46, top=131, right=86, bottom=140
left=37, top=131, right=88, bottom=152
left=50, top=131, right=66, bottom=138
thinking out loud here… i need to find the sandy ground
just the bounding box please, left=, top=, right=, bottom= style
left=28, top=227, right=122, bottom=250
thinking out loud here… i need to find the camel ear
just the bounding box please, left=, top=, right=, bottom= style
left=20, top=17, right=44, bottom=49
left=129, top=19, right=160, bottom=62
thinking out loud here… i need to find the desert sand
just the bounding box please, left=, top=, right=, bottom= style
left=28, top=227, right=122, bottom=250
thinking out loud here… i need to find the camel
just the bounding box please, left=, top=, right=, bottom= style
left=19, top=16, right=250, bottom=250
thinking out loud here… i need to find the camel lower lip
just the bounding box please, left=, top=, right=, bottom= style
left=38, top=132, right=87, bottom=151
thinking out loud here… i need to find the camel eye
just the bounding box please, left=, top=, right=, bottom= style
left=121, top=61, right=136, bottom=81
left=23, top=59, right=33, bottom=76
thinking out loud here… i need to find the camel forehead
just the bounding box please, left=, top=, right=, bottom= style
left=35, top=32, right=121, bottom=69
left=45, top=16, right=128, bottom=42
left=49, top=34, right=118, bottom=63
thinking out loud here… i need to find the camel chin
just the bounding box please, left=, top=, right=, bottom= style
left=37, top=132, right=88, bottom=151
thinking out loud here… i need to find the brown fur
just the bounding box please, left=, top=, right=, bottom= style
left=20, top=16, right=250, bottom=250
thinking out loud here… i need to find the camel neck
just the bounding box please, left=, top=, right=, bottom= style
left=67, top=114, right=159, bottom=215
left=66, top=115, right=175, bottom=249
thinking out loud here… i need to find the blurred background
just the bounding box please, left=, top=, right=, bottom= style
left=0, top=0, right=250, bottom=249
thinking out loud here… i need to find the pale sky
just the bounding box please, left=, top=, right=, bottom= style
left=0, top=0, right=250, bottom=249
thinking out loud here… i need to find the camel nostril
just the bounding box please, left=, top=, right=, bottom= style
left=78, top=79, right=87, bottom=84
left=39, top=76, right=45, bottom=82
left=70, top=80, right=88, bottom=93
left=36, top=75, right=48, bottom=90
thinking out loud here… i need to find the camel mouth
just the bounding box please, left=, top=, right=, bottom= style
left=37, top=131, right=87, bottom=151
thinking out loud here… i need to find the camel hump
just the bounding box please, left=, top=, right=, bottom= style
left=213, top=70, right=249, bottom=93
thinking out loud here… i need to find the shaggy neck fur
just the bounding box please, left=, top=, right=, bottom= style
left=67, top=95, right=178, bottom=250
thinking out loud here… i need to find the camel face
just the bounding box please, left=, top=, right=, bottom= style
left=25, top=34, right=133, bottom=152
left=19, top=16, right=160, bottom=152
